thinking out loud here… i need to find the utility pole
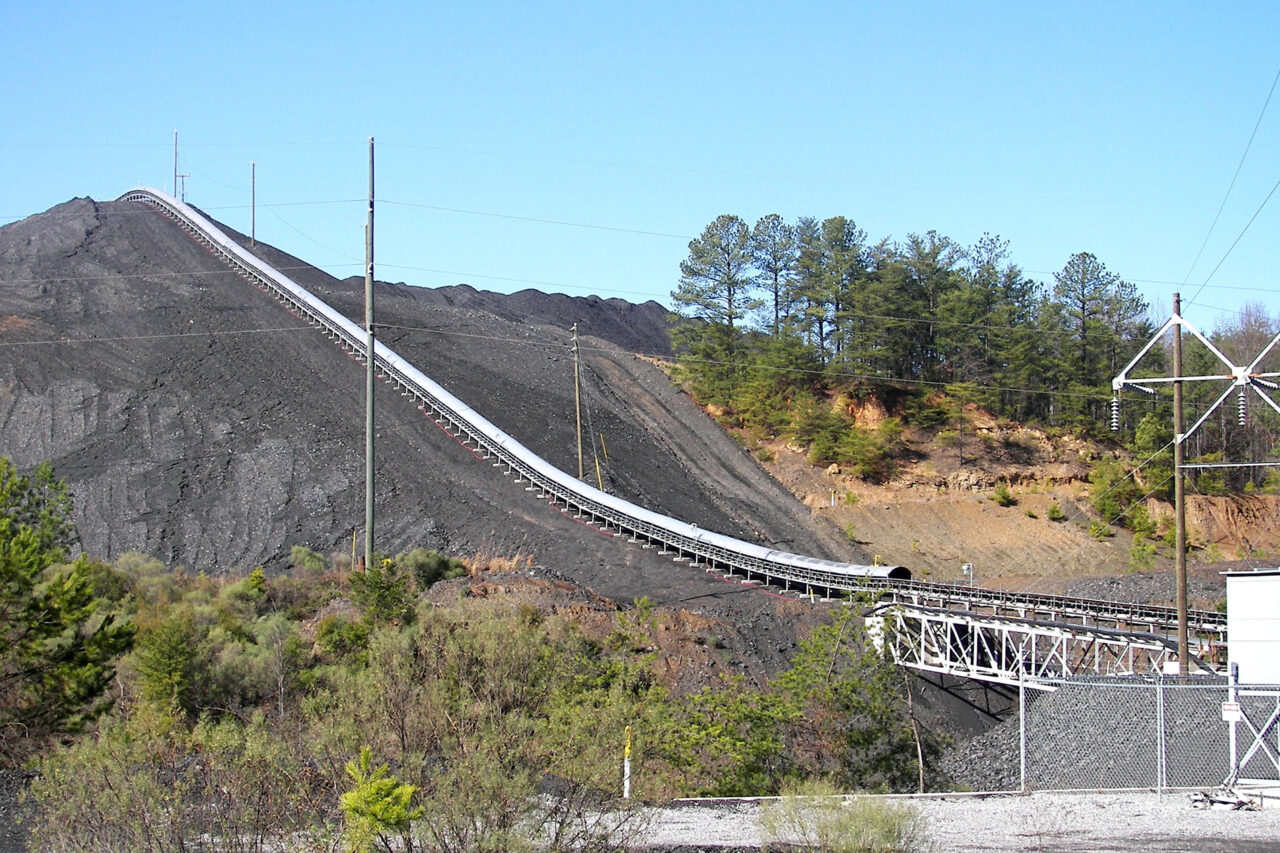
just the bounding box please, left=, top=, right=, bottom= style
left=250, top=162, right=256, bottom=247
left=1113, top=293, right=1280, bottom=674
left=364, top=137, right=375, bottom=571
left=1173, top=293, right=1188, bottom=675
left=572, top=323, right=584, bottom=480
left=173, top=130, right=178, bottom=197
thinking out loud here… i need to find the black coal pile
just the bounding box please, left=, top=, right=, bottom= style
left=0, top=195, right=855, bottom=651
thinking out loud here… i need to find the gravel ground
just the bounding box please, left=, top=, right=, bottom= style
left=640, top=791, right=1280, bottom=852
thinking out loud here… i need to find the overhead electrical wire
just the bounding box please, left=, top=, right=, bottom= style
left=0, top=326, right=313, bottom=348
left=379, top=198, right=689, bottom=240
left=1186, top=173, right=1280, bottom=306
left=1182, top=67, right=1280, bottom=296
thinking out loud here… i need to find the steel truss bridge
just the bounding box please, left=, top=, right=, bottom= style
left=117, top=187, right=1229, bottom=690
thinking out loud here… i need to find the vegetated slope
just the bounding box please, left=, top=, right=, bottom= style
left=0, top=195, right=862, bottom=669
left=754, top=402, right=1279, bottom=609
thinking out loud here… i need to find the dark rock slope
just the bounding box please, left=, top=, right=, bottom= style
left=0, top=195, right=856, bottom=624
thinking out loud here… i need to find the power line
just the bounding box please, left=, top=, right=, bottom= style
left=0, top=326, right=312, bottom=348
left=1182, top=67, right=1280, bottom=290
left=373, top=320, right=1126, bottom=402
left=379, top=198, right=690, bottom=239
left=0, top=264, right=361, bottom=285
left=1187, top=173, right=1280, bottom=305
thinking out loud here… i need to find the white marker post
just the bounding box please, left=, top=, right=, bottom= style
left=623, top=725, right=632, bottom=800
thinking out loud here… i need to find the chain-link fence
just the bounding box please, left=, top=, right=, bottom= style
left=1018, top=676, right=1280, bottom=793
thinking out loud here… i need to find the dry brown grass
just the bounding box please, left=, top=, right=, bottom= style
left=464, top=549, right=535, bottom=576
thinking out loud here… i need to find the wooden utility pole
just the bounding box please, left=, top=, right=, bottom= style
left=572, top=323, right=584, bottom=479
left=1113, top=293, right=1280, bottom=674
left=1173, top=293, right=1188, bottom=674
left=250, top=162, right=256, bottom=247
left=364, top=137, right=375, bottom=571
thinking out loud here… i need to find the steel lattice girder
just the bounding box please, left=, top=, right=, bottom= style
left=868, top=606, right=1188, bottom=689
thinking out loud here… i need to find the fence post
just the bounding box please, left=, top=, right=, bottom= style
left=1019, top=673, right=1027, bottom=793
left=1156, top=674, right=1166, bottom=800
left=1226, top=663, right=1239, bottom=789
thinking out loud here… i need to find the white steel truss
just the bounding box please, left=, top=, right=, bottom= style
left=868, top=605, right=1214, bottom=690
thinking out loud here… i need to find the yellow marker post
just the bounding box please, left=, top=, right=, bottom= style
left=623, top=725, right=632, bottom=799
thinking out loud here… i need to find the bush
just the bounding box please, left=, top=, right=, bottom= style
left=349, top=559, right=414, bottom=624
left=993, top=484, right=1015, bottom=507
left=760, top=779, right=932, bottom=853
left=1129, top=539, right=1157, bottom=572
left=1088, top=520, right=1114, bottom=540
left=317, top=614, right=372, bottom=662
left=1127, top=503, right=1157, bottom=539
left=395, top=548, right=465, bottom=591
left=1089, top=459, right=1143, bottom=528
left=290, top=545, right=328, bottom=573
left=1046, top=503, right=1065, bottom=522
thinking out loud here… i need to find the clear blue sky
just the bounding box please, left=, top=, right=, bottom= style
left=4, top=1, right=1277, bottom=335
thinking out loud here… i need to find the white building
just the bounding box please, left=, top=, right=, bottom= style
left=1224, top=568, right=1280, bottom=685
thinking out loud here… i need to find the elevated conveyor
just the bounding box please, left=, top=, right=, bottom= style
left=117, top=187, right=1227, bottom=685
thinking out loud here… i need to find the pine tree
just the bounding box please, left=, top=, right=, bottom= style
left=0, top=457, right=134, bottom=765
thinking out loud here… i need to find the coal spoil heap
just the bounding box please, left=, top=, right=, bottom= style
left=0, top=194, right=856, bottom=645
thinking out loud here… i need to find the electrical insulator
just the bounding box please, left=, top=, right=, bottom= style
left=1238, top=388, right=1247, bottom=427
left=1110, top=396, right=1120, bottom=432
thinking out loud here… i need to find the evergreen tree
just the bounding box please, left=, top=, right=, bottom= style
left=749, top=213, right=799, bottom=336
left=672, top=214, right=760, bottom=405
left=0, top=458, right=134, bottom=765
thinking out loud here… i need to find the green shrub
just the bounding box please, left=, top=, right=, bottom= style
left=1088, top=520, right=1114, bottom=540
left=349, top=559, right=414, bottom=624
left=901, top=393, right=955, bottom=429
left=316, top=614, right=371, bottom=661
left=993, top=484, right=1015, bottom=507
left=395, top=548, right=466, bottom=591
left=340, top=746, right=423, bottom=852
left=1127, top=503, right=1157, bottom=539
left=133, top=614, right=200, bottom=710
left=1046, top=503, right=1065, bottom=522
left=1128, top=539, right=1157, bottom=572
left=1089, top=459, right=1144, bottom=527
left=290, top=545, right=328, bottom=573
left=760, top=779, right=932, bottom=853
left=809, top=431, right=842, bottom=466
left=1195, top=466, right=1227, bottom=496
